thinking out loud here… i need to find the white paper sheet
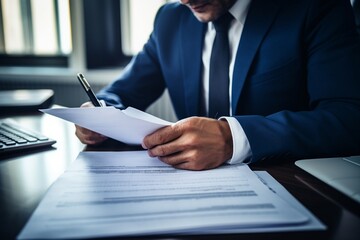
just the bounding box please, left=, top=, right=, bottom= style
left=17, top=151, right=324, bottom=239
left=200, top=171, right=326, bottom=234
left=40, top=106, right=173, bottom=145
left=253, top=171, right=325, bottom=232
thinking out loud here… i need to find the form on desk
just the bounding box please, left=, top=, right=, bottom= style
left=18, top=151, right=325, bottom=239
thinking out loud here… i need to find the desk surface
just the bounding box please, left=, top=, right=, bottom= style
left=0, top=113, right=359, bottom=240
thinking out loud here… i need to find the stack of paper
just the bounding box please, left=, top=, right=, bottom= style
left=18, top=151, right=325, bottom=239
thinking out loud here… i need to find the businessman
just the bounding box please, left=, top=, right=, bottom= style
left=76, top=0, right=360, bottom=170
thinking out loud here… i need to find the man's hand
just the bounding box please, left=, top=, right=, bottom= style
left=74, top=102, right=108, bottom=145
left=142, top=117, right=233, bottom=170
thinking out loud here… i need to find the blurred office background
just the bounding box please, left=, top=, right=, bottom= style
left=0, top=0, right=359, bottom=122
left=0, top=0, right=177, bottom=121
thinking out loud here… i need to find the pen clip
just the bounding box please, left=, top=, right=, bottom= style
left=77, top=73, right=91, bottom=91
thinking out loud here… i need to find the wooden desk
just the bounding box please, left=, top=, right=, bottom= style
left=0, top=113, right=359, bottom=240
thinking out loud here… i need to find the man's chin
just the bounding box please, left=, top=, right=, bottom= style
left=192, top=12, right=216, bottom=22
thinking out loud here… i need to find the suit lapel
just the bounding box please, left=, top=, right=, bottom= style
left=232, top=0, right=279, bottom=113
left=180, top=12, right=206, bottom=116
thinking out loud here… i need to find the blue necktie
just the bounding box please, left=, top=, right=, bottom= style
left=208, top=12, right=233, bottom=118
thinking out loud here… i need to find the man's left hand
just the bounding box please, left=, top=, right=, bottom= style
left=142, top=117, right=233, bottom=170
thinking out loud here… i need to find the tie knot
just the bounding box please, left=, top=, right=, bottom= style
left=212, top=12, right=234, bottom=32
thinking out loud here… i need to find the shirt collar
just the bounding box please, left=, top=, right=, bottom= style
left=229, top=0, right=252, bottom=25
left=209, top=0, right=252, bottom=30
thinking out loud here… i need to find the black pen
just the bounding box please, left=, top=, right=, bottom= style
left=77, top=73, right=102, bottom=107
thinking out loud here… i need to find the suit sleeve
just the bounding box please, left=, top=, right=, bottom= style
left=236, top=0, right=360, bottom=162
left=96, top=6, right=167, bottom=111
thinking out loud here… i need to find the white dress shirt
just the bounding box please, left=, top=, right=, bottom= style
left=201, top=0, right=252, bottom=164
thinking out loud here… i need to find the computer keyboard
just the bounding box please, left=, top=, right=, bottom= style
left=0, top=119, right=56, bottom=154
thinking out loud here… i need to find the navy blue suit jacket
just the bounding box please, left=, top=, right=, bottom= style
left=98, top=0, right=360, bottom=162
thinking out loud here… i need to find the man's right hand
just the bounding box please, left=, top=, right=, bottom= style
left=74, top=102, right=108, bottom=145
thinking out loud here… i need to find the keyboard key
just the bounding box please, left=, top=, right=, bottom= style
left=3, top=141, right=16, bottom=146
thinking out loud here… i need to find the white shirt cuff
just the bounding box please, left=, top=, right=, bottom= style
left=220, top=117, right=252, bottom=164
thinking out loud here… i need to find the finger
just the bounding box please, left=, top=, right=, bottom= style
left=157, top=152, right=188, bottom=167
left=85, top=134, right=107, bottom=145
left=75, top=129, right=94, bottom=144
left=147, top=138, right=186, bottom=157
left=74, top=102, right=97, bottom=144
left=84, top=136, right=107, bottom=145
left=157, top=146, right=226, bottom=171
left=172, top=162, right=198, bottom=171
left=75, top=125, right=107, bottom=145
left=170, top=158, right=222, bottom=171
left=156, top=148, right=205, bottom=168
left=143, top=125, right=182, bottom=149
left=159, top=153, right=204, bottom=171
left=80, top=101, right=94, bottom=108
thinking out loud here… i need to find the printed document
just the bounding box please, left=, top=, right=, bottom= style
left=18, top=151, right=324, bottom=239
left=41, top=106, right=172, bottom=144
